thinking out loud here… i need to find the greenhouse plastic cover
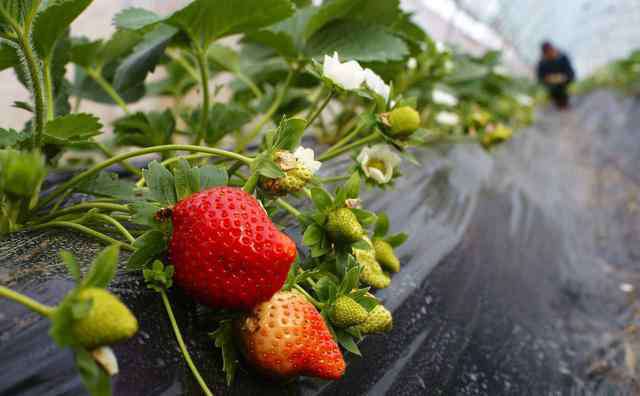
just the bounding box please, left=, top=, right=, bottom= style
left=2, top=90, right=640, bottom=395
left=406, top=0, right=640, bottom=76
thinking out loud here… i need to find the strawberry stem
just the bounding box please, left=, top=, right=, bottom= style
left=293, top=285, right=324, bottom=309
left=305, top=90, right=335, bottom=129
left=159, top=290, right=214, bottom=396
left=28, top=221, right=135, bottom=251
left=242, top=173, right=259, bottom=194
left=318, top=133, right=381, bottom=162
left=0, top=286, right=54, bottom=317
left=275, top=198, right=301, bottom=218
left=30, top=202, right=131, bottom=225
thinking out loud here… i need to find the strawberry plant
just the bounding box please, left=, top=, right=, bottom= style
left=0, top=1, right=537, bottom=395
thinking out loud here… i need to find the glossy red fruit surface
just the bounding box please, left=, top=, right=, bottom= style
left=169, top=186, right=297, bottom=310
left=235, top=291, right=346, bottom=380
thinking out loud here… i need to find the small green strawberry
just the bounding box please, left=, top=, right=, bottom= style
left=373, top=239, right=400, bottom=273
left=350, top=305, right=393, bottom=334
left=331, top=296, right=368, bottom=327
left=388, top=106, right=421, bottom=136
left=71, top=288, right=139, bottom=349
left=354, top=248, right=390, bottom=289
left=326, top=208, right=364, bottom=243
left=259, top=150, right=315, bottom=195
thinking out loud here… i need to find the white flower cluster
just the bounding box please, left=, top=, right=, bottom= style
left=322, top=52, right=390, bottom=101
left=432, top=88, right=458, bottom=106
left=435, top=111, right=460, bottom=126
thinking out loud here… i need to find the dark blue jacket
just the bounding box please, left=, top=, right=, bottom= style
left=537, top=53, right=576, bottom=88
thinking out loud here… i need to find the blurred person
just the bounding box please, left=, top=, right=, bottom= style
left=537, top=41, right=575, bottom=110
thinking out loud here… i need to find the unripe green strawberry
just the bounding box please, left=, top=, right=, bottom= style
left=326, top=208, right=364, bottom=243
left=331, top=296, right=368, bottom=327
left=373, top=239, right=400, bottom=273
left=350, top=305, right=393, bottom=334
left=354, top=248, right=390, bottom=289
left=389, top=106, right=420, bottom=136
left=71, top=288, right=138, bottom=349
left=260, top=167, right=313, bottom=195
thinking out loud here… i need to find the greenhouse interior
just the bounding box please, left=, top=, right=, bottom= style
left=1, top=0, right=639, bottom=395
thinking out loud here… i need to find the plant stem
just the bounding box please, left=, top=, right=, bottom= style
left=28, top=221, right=135, bottom=251
left=276, top=198, right=301, bottom=218
left=87, top=68, right=130, bottom=114
left=0, top=286, right=54, bottom=317
left=159, top=290, right=214, bottom=396
left=167, top=49, right=200, bottom=81
left=319, top=175, right=351, bottom=184
left=43, top=60, right=55, bottom=120
left=95, top=142, right=142, bottom=176
left=293, top=285, right=324, bottom=309
left=89, top=213, right=136, bottom=244
left=236, top=71, right=263, bottom=99
left=327, top=120, right=366, bottom=153
left=236, top=69, right=294, bottom=152
left=32, top=202, right=130, bottom=224
left=305, top=91, right=334, bottom=128
left=16, top=28, right=46, bottom=149
left=35, top=145, right=253, bottom=211
left=194, top=47, right=210, bottom=146
left=242, top=173, right=259, bottom=194
left=319, top=133, right=381, bottom=162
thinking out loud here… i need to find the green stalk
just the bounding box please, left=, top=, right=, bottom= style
left=194, top=47, right=210, bottom=146
left=0, top=286, right=54, bottom=317
left=318, top=133, right=381, bottom=162
left=89, top=213, right=136, bottom=244
left=35, top=145, right=253, bottom=211
left=242, top=173, right=259, bottom=194
left=167, top=49, right=200, bottom=81
left=43, top=60, right=54, bottom=120
left=326, top=120, right=366, bottom=153
left=236, top=69, right=294, bottom=152
left=318, top=175, right=351, bottom=184
left=236, top=71, right=263, bottom=99
left=275, top=198, right=301, bottom=218
left=293, top=285, right=324, bottom=309
left=87, top=68, right=130, bottom=114
left=305, top=91, right=334, bottom=128
left=95, top=142, right=142, bottom=176
left=160, top=290, right=214, bottom=396
left=32, top=202, right=130, bottom=224
left=28, top=221, right=135, bottom=251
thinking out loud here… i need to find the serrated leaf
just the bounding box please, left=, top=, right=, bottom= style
left=33, top=0, right=93, bottom=59
left=144, top=161, right=176, bottom=205
left=203, top=103, right=253, bottom=145
left=303, top=224, right=323, bottom=246
left=0, top=127, right=28, bottom=148
left=211, top=320, right=239, bottom=386
left=114, top=24, right=177, bottom=91
left=81, top=245, right=120, bottom=289
left=274, top=116, right=306, bottom=151
left=335, top=329, right=362, bottom=356
left=198, top=164, right=228, bottom=189
left=69, top=37, right=103, bottom=68
left=44, top=113, right=102, bottom=143
left=76, top=172, right=137, bottom=201
left=128, top=202, right=162, bottom=227
left=166, top=0, right=294, bottom=49
left=314, top=277, right=338, bottom=301
left=114, top=110, right=175, bottom=147
left=128, top=230, right=166, bottom=270
left=304, top=0, right=361, bottom=39
left=173, top=159, right=199, bottom=201
left=310, top=187, right=333, bottom=211
left=60, top=250, right=81, bottom=282
left=246, top=7, right=314, bottom=59
left=307, top=20, right=408, bottom=62
left=113, top=7, right=162, bottom=31
left=374, top=212, right=389, bottom=237
left=255, top=157, right=285, bottom=179
left=75, top=347, right=112, bottom=396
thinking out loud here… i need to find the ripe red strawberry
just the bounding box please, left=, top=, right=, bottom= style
left=169, top=186, right=297, bottom=310
left=235, top=290, right=346, bottom=380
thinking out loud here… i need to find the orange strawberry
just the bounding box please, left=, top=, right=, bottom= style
left=234, top=290, right=345, bottom=380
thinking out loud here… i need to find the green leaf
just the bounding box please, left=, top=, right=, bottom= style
left=113, top=24, right=177, bottom=92
left=128, top=202, right=162, bottom=227
left=12, top=100, right=32, bottom=112
left=144, top=161, right=176, bottom=205
left=352, top=208, right=376, bottom=226
left=33, top=0, right=93, bottom=59
left=339, top=265, right=360, bottom=295
left=246, top=7, right=314, bottom=59
left=59, top=250, right=81, bottom=282
left=303, top=224, right=323, bottom=246
left=335, top=329, right=362, bottom=356
left=128, top=230, right=167, bottom=270
left=44, top=113, right=102, bottom=143
left=210, top=320, right=239, bottom=386
left=346, top=0, right=400, bottom=26
left=304, top=0, right=361, bottom=39
left=385, top=232, right=408, bottom=247
left=0, top=1, right=36, bottom=33
left=310, top=187, right=333, bottom=211
left=274, top=116, right=306, bottom=151
left=343, top=172, right=360, bottom=199
left=198, top=165, right=228, bottom=189
left=0, top=42, right=19, bottom=71
left=208, top=44, right=241, bottom=73
left=81, top=245, right=120, bottom=289
left=75, top=347, right=112, bottom=396
left=114, top=110, right=175, bottom=148
left=173, top=159, right=200, bottom=201
left=314, top=277, right=338, bottom=301
left=166, top=0, right=294, bottom=49
left=374, top=212, right=389, bottom=237
left=307, top=20, right=409, bottom=62
left=76, top=172, right=137, bottom=201
left=203, top=103, right=253, bottom=145
left=98, top=30, right=143, bottom=67
left=255, top=157, right=285, bottom=179
left=143, top=260, right=174, bottom=291
left=0, top=127, right=28, bottom=148
left=113, top=7, right=162, bottom=30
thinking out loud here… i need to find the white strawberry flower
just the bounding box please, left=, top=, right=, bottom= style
left=322, top=52, right=365, bottom=90
left=432, top=88, right=458, bottom=106
left=435, top=111, right=460, bottom=126
left=362, top=68, right=390, bottom=102
left=407, top=57, right=417, bottom=69
left=357, top=145, right=401, bottom=184
left=91, top=346, right=119, bottom=376
left=515, top=94, right=533, bottom=106
left=293, top=146, right=321, bottom=173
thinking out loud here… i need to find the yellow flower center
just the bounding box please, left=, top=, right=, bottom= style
left=366, top=159, right=386, bottom=172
